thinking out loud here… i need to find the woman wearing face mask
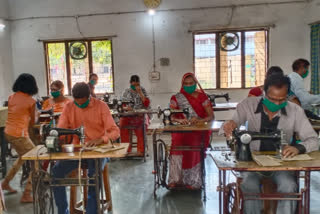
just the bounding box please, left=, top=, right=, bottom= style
left=168, top=73, right=214, bottom=189
left=42, top=80, right=70, bottom=112
left=119, top=75, right=151, bottom=156
left=88, top=73, right=98, bottom=98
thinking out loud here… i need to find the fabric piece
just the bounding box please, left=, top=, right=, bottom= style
left=5, top=92, right=36, bottom=137
left=57, top=98, right=120, bottom=144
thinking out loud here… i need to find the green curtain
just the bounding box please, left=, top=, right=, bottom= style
left=310, top=24, right=320, bottom=114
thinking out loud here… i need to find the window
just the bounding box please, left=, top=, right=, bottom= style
left=194, top=30, right=268, bottom=89
left=45, top=39, right=114, bottom=94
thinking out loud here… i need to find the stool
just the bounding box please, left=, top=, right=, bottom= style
left=69, top=164, right=112, bottom=214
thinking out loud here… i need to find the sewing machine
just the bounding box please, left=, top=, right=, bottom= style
left=104, top=97, right=134, bottom=113
left=44, top=126, right=85, bottom=153
left=103, top=93, right=110, bottom=103
left=207, top=93, right=230, bottom=106
left=157, top=107, right=190, bottom=126
left=227, top=129, right=285, bottom=161
left=116, top=100, right=134, bottom=113
left=38, top=107, right=62, bottom=127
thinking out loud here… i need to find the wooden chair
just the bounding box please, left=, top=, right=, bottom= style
left=69, top=164, right=112, bottom=214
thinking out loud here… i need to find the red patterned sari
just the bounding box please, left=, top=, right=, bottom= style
left=168, top=73, right=212, bottom=188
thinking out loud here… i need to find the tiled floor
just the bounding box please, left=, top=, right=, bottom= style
left=2, top=135, right=320, bottom=214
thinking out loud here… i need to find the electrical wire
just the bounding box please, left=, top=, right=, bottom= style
left=75, top=16, right=85, bottom=38
left=78, top=148, right=85, bottom=214
left=7, top=0, right=308, bottom=22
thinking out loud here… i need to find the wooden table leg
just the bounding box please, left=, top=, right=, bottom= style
left=103, top=164, right=112, bottom=211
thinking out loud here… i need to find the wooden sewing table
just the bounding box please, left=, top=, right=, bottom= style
left=22, top=143, right=129, bottom=214
left=209, top=150, right=320, bottom=214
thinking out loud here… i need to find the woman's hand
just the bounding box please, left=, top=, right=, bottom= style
left=189, top=117, right=202, bottom=125
left=223, top=120, right=237, bottom=139
left=174, top=118, right=189, bottom=125
left=135, top=85, right=142, bottom=94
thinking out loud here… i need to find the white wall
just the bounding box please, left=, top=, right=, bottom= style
left=7, top=0, right=316, bottom=119
left=0, top=0, right=13, bottom=104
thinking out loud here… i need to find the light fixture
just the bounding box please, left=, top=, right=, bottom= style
left=0, top=19, right=6, bottom=31
left=148, top=9, right=156, bottom=16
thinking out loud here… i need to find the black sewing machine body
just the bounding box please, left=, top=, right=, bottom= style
left=206, top=93, right=230, bottom=106
left=104, top=97, right=134, bottom=113
left=157, top=107, right=190, bottom=126
left=228, top=129, right=283, bottom=161
left=44, top=126, right=85, bottom=153
left=103, top=93, right=110, bottom=103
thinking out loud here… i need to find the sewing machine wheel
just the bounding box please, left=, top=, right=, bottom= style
left=32, top=170, right=54, bottom=214
left=225, top=182, right=243, bottom=214
left=155, top=139, right=168, bottom=186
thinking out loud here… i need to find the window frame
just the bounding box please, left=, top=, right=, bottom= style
left=193, top=28, right=269, bottom=89
left=43, top=37, right=115, bottom=95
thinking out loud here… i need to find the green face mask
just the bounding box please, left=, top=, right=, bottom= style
left=89, top=80, right=96, bottom=85
left=183, top=84, right=197, bottom=94
left=74, top=98, right=90, bottom=109
left=130, top=85, right=136, bottom=91
left=51, top=91, right=61, bottom=98
left=262, top=98, right=287, bottom=112
left=302, top=69, right=309, bottom=79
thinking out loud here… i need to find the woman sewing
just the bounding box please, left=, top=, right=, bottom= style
left=119, top=75, right=151, bottom=156
left=168, top=73, right=214, bottom=189
left=1, top=73, right=39, bottom=203
left=42, top=80, right=70, bottom=112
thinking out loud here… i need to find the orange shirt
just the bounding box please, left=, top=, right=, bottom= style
left=5, top=92, right=36, bottom=137
left=57, top=98, right=120, bottom=145
left=42, top=97, right=71, bottom=113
